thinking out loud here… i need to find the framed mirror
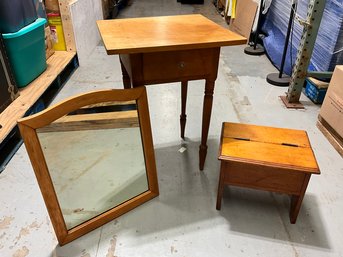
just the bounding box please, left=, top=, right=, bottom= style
left=18, top=87, right=158, bottom=245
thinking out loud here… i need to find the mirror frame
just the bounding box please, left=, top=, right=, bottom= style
left=18, top=87, right=159, bottom=245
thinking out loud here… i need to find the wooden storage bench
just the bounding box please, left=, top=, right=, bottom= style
left=216, top=122, right=320, bottom=223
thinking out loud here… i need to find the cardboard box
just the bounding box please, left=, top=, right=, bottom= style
left=45, top=26, right=55, bottom=59
left=45, top=0, right=60, bottom=13
left=229, top=0, right=258, bottom=39
left=305, top=77, right=329, bottom=104
left=319, top=65, right=343, bottom=138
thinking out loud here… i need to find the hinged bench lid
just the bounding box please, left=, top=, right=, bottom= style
left=219, top=122, right=320, bottom=174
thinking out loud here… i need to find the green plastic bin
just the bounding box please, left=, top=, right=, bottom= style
left=2, top=18, right=47, bottom=87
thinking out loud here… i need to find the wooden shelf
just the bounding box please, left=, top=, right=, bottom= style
left=0, top=51, right=76, bottom=143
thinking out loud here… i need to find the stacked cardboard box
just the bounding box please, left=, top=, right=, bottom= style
left=318, top=66, right=343, bottom=156
left=45, top=0, right=60, bottom=13
left=305, top=77, right=329, bottom=104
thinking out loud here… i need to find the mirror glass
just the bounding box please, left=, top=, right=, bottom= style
left=36, top=104, right=148, bottom=229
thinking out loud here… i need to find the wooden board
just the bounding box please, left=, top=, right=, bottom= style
left=222, top=122, right=311, bottom=147
left=220, top=138, right=319, bottom=172
left=229, top=0, right=258, bottom=39
left=0, top=51, right=76, bottom=143
left=97, top=14, right=247, bottom=54
left=59, top=0, right=77, bottom=52
left=221, top=161, right=306, bottom=195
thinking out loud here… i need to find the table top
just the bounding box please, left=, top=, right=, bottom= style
left=219, top=122, right=320, bottom=174
left=97, top=14, right=247, bottom=54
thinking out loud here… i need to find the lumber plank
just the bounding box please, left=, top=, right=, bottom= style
left=0, top=51, right=76, bottom=143
left=59, top=0, right=77, bottom=52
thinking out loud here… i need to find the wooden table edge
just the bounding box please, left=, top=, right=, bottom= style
left=218, top=155, right=321, bottom=174
left=104, top=39, right=247, bottom=55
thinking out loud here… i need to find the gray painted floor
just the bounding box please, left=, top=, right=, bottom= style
left=1, top=1, right=343, bottom=257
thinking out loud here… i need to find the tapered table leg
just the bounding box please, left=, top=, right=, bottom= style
left=199, top=79, right=215, bottom=170
left=120, top=59, right=132, bottom=89
left=180, top=81, right=188, bottom=139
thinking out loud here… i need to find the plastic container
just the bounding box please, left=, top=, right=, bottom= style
left=304, top=79, right=328, bottom=104
left=2, top=18, right=47, bottom=88
left=47, top=13, right=66, bottom=51
left=0, top=0, right=38, bottom=33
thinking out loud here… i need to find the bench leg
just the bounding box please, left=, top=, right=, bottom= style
left=180, top=81, right=188, bottom=139
left=199, top=78, right=215, bottom=170
left=216, top=162, right=226, bottom=210
left=289, top=174, right=311, bottom=223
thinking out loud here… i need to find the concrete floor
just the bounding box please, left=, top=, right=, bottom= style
left=1, top=0, right=343, bottom=256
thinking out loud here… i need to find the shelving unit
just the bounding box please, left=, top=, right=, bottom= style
left=0, top=51, right=78, bottom=171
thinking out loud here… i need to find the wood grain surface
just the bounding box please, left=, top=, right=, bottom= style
left=219, top=122, right=320, bottom=173
left=97, top=14, right=247, bottom=54
left=216, top=122, right=319, bottom=223
left=222, top=122, right=311, bottom=147
left=18, top=87, right=159, bottom=245
left=0, top=51, right=76, bottom=143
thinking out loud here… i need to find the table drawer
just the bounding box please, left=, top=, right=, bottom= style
left=142, top=48, right=218, bottom=83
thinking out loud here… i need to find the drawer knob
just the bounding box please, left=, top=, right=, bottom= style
left=178, top=61, right=186, bottom=69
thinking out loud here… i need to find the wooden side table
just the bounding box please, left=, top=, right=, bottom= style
left=97, top=15, right=246, bottom=170
left=216, top=122, right=320, bottom=223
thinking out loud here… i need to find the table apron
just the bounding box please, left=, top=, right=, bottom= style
left=119, top=47, right=220, bottom=86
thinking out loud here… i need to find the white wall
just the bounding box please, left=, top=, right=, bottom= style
left=70, top=0, right=103, bottom=66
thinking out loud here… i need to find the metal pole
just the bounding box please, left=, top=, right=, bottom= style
left=253, top=0, right=264, bottom=50
left=266, top=1, right=297, bottom=86
left=244, top=0, right=265, bottom=56
left=286, top=0, right=326, bottom=103
left=279, top=3, right=296, bottom=78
